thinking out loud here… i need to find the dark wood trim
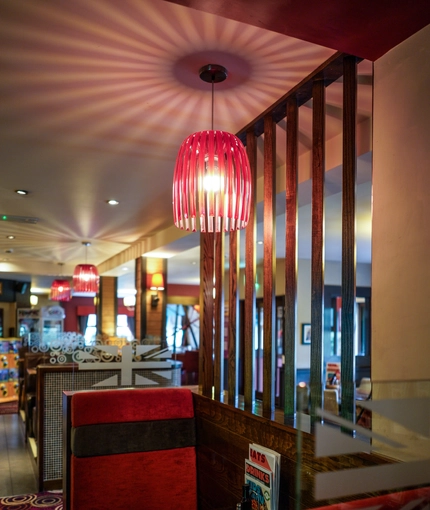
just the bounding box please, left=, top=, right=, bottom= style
left=237, top=52, right=362, bottom=143
left=227, top=230, right=239, bottom=406
left=310, top=79, right=325, bottom=420
left=62, top=391, right=73, bottom=510
left=284, top=97, right=299, bottom=417
left=214, top=232, right=225, bottom=399
left=200, top=232, right=214, bottom=397
left=263, top=113, right=276, bottom=418
left=243, top=129, right=257, bottom=410
left=341, top=55, right=358, bottom=424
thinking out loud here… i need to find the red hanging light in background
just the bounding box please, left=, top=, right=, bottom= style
left=50, top=279, right=71, bottom=302
left=172, top=64, right=252, bottom=233
left=73, top=242, right=99, bottom=293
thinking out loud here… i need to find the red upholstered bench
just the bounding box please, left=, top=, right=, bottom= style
left=67, top=388, right=197, bottom=510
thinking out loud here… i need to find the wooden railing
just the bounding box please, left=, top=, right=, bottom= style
left=198, top=52, right=363, bottom=423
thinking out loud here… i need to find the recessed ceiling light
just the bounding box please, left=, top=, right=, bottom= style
left=15, top=189, right=29, bottom=195
left=257, top=240, right=263, bottom=245
left=107, top=199, right=119, bottom=205
left=6, top=235, right=15, bottom=239
left=122, top=267, right=128, bottom=271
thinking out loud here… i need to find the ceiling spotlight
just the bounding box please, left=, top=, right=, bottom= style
left=15, top=189, right=29, bottom=195
left=6, top=235, right=15, bottom=240
left=107, top=199, right=119, bottom=205
left=122, top=267, right=128, bottom=271
left=257, top=240, right=263, bottom=245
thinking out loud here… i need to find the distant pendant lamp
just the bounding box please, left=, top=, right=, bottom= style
left=172, top=64, right=252, bottom=233
left=73, top=242, right=99, bottom=293
left=50, top=279, right=71, bottom=302
left=50, top=263, right=71, bottom=302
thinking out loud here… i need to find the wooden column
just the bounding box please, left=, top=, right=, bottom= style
left=310, top=79, right=325, bottom=420
left=228, top=230, right=240, bottom=406
left=134, top=256, right=145, bottom=341
left=263, top=113, right=276, bottom=418
left=145, top=258, right=167, bottom=344
left=200, top=232, right=214, bottom=397
left=284, top=97, right=299, bottom=418
left=98, top=276, right=118, bottom=337
left=244, top=129, right=257, bottom=410
left=213, top=231, right=225, bottom=400
left=341, top=55, right=358, bottom=424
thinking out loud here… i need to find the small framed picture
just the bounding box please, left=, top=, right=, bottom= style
left=301, top=323, right=311, bottom=344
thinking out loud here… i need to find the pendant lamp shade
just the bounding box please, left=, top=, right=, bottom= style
left=50, top=279, right=71, bottom=302
left=173, top=130, right=251, bottom=232
left=172, top=64, right=252, bottom=233
left=73, top=264, right=99, bottom=293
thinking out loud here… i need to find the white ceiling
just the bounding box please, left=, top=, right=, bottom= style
left=0, top=0, right=395, bottom=294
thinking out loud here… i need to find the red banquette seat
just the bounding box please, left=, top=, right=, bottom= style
left=69, top=388, right=197, bottom=510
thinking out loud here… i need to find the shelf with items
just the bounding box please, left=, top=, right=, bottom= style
left=0, top=338, right=22, bottom=399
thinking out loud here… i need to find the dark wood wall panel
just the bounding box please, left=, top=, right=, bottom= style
left=193, top=393, right=393, bottom=510
left=228, top=230, right=240, bottom=405
left=243, top=129, right=257, bottom=410
left=310, top=79, right=326, bottom=419
left=263, top=113, right=276, bottom=417
left=341, top=56, right=358, bottom=423
left=284, top=98, right=299, bottom=417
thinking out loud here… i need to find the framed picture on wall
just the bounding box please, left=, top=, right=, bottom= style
left=301, top=323, right=311, bottom=344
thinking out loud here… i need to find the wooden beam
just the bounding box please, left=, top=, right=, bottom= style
left=310, top=79, right=325, bottom=420
left=284, top=97, right=299, bottom=418
left=200, top=232, right=215, bottom=397
left=228, top=230, right=240, bottom=406
left=213, top=232, right=225, bottom=400
left=341, top=55, right=358, bottom=424
left=263, top=113, right=276, bottom=417
left=244, top=129, right=257, bottom=410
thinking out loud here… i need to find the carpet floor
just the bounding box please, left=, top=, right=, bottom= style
left=0, top=492, right=63, bottom=509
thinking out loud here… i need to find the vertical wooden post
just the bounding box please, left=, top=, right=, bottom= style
left=263, top=113, right=276, bottom=418
left=214, top=231, right=225, bottom=400
left=341, top=55, right=358, bottom=424
left=284, top=97, right=299, bottom=418
left=244, top=129, right=257, bottom=411
left=200, top=232, right=215, bottom=397
left=228, top=230, right=240, bottom=406
left=310, top=79, right=325, bottom=420
left=98, top=276, right=118, bottom=337
left=134, top=256, right=144, bottom=341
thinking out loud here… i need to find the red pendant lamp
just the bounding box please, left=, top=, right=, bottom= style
left=173, top=64, right=252, bottom=233
left=50, top=279, right=71, bottom=302
left=73, top=242, right=99, bottom=293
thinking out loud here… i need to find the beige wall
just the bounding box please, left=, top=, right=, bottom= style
left=372, top=24, right=430, bottom=382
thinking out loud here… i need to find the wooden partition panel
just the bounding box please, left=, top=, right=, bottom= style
left=193, top=392, right=393, bottom=510
left=199, top=51, right=363, bottom=431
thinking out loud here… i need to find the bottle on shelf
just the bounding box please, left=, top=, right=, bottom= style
left=240, top=483, right=251, bottom=510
